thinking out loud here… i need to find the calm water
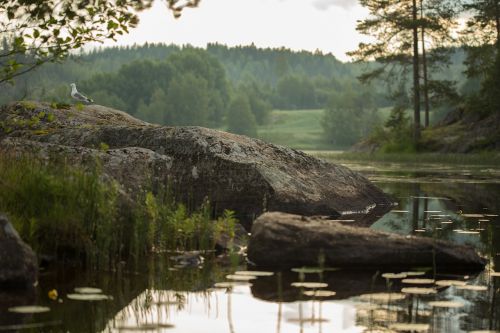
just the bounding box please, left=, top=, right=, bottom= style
left=1, top=161, right=500, bottom=332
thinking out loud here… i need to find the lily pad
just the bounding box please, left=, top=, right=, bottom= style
left=8, top=306, right=50, bottom=314
left=389, top=323, right=430, bottom=331
left=358, top=293, right=406, bottom=302
left=67, top=294, right=111, bottom=301
left=214, top=282, right=252, bottom=288
left=74, top=287, right=102, bottom=294
left=403, top=271, right=426, bottom=276
left=462, top=214, right=484, bottom=218
left=382, top=273, right=408, bottom=279
left=225, top=274, right=256, bottom=281
left=234, top=270, right=274, bottom=277
left=401, top=287, right=437, bottom=295
left=457, top=230, right=480, bottom=235
left=291, top=282, right=328, bottom=288
left=428, top=301, right=464, bottom=308
left=435, top=280, right=467, bottom=287
left=302, top=290, right=336, bottom=297
left=402, top=278, right=435, bottom=284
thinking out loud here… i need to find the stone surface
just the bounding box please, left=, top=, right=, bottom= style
left=0, top=102, right=392, bottom=227
left=247, top=212, right=486, bottom=270
left=0, top=215, right=38, bottom=288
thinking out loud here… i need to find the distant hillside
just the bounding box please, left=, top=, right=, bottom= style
left=0, top=43, right=360, bottom=105
left=0, top=43, right=475, bottom=152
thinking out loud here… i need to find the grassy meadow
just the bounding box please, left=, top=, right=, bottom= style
left=256, top=109, right=330, bottom=150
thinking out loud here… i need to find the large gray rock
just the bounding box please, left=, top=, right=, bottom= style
left=0, top=215, right=38, bottom=288
left=247, top=212, right=486, bottom=270
left=0, top=102, right=392, bottom=227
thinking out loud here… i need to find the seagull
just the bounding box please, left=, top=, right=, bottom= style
left=70, top=83, right=93, bottom=104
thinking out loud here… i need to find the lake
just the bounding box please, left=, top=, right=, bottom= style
left=1, top=159, right=499, bottom=332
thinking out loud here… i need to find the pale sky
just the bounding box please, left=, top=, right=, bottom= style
left=101, top=0, right=369, bottom=62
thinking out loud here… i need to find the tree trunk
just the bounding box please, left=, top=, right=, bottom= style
left=421, top=0, right=430, bottom=128
left=412, top=0, right=421, bottom=143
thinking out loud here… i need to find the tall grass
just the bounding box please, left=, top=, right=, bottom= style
left=0, top=153, right=237, bottom=270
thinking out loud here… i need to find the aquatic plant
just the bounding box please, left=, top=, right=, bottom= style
left=0, top=153, right=237, bottom=270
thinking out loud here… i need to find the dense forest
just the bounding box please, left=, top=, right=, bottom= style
left=0, top=42, right=474, bottom=149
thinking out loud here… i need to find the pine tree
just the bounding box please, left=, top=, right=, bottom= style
left=349, top=0, right=457, bottom=141
left=419, top=0, right=460, bottom=127
left=349, top=0, right=423, bottom=142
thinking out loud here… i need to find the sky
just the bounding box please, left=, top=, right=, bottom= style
left=100, top=0, right=370, bottom=62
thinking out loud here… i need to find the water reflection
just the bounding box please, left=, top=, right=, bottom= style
left=103, top=287, right=363, bottom=333
left=1, top=164, right=500, bottom=332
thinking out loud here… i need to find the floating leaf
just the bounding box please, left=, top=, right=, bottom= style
left=8, top=306, right=50, bottom=314
left=391, top=210, right=409, bottom=213
left=402, top=278, right=435, bottom=284
left=302, top=290, right=336, bottom=297
left=428, top=301, right=464, bottom=308
left=74, top=287, right=102, bottom=294
left=382, top=273, right=408, bottom=279
left=402, top=287, right=437, bottom=295
left=291, top=282, right=328, bottom=288
left=435, top=280, right=467, bottom=287
left=225, top=274, right=256, bottom=281
left=234, top=270, right=274, bottom=277
left=214, top=282, right=252, bottom=288
left=403, top=271, right=426, bottom=276
left=462, top=214, right=484, bottom=218
left=389, top=323, right=429, bottom=331
left=67, top=294, right=111, bottom=301
left=358, top=293, right=406, bottom=302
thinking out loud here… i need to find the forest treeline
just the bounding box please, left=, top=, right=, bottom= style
left=0, top=42, right=475, bottom=147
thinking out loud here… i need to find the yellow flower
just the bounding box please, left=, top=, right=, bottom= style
left=48, top=289, right=58, bottom=301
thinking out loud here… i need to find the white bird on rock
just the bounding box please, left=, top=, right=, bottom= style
left=70, top=83, right=93, bottom=104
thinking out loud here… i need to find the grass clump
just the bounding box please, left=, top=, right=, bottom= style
left=0, top=153, right=237, bottom=270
